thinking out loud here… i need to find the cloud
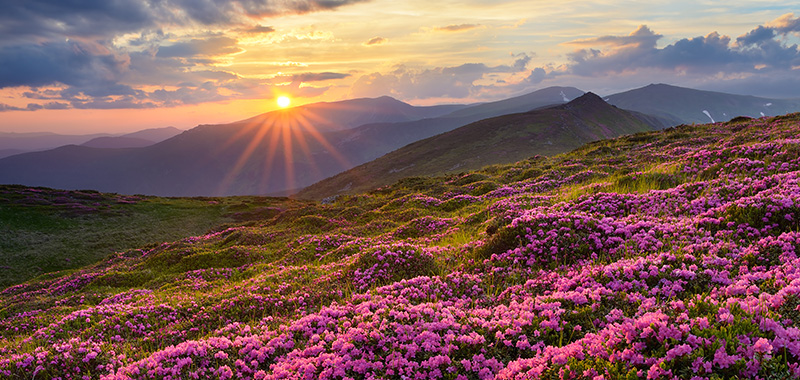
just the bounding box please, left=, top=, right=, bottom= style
left=0, top=0, right=370, bottom=44
left=567, top=25, right=661, bottom=49
left=156, top=37, right=243, bottom=58
left=287, top=72, right=351, bottom=82
left=0, top=40, right=128, bottom=89
left=241, top=25, right=276, bottom=35
left=434, top=24, right=482, bottom=33
left=512, top=53, right=532, bottom=71
left=563, top=23, right=800, bottom=77
left=349, top=56, right=533, bottom=100
left=43, top=102, right=70, bottom=110
left=364, top=37, right=387, bottom=46
left=736, top=25, right=776, bottom=46
left=0, top=103, right=25, bottom=112
left=0, top=0, right=368, bottom=111
left=767, top=13, right=800, bottom=34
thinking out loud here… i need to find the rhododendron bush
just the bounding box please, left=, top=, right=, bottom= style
left=2, top=114, right=800, bottom=379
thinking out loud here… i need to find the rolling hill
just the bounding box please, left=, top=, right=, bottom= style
left=296, top=92, right=661, bottom=200
left=606, top=83, right=800, bottom=125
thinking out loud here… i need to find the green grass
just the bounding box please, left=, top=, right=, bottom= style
left=0, top=185, right=293, bottom=288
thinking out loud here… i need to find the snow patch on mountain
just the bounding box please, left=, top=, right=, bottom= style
left=702, top=110, right=715, bottom=123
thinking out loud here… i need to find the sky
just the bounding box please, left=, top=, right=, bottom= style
left=0, top=0, right=799, bottom=134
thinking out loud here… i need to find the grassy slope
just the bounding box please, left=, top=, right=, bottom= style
left=0, top=114, right=799, bottom=379
left=0, top=186, right=297, bottom=288
left=297, top=92, right=658, bottom=200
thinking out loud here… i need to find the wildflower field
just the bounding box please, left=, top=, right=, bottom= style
left=2, top=114, right=800, bottom=379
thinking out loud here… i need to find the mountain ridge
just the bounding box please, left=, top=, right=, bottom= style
left=296, top=92, right=660, bottom=200
left=607, top=83, right=800, bottom=125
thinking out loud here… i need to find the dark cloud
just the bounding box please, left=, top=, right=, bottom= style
left=736, top=25, right=776, bottom=46
left=0, top=103, right=26, bottom=112
left=162, top=0, right=370, bottom=25
left=43, top=102, right=70, bottom=110
left=434, top=24, right=481, bottom=32
left=364, top=37, right=387, bottom=46
left=0, top=0, right=369, bottom=44
left=526, top=67, right=546, bottom=84
left=156, top=37, right=242, bottom=58
left=0, top=0, right=153, bottom=44
left=512, top=53, right=532, bottom=71
left=0, top=40, right=127, bottom=89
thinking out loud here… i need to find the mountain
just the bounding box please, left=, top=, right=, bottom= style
left=80, top=127, right=184, bottom=149
left=606, top=83, right=800, bottom=125
left=0, top=88, right=584, bottom=196
left=441, top=86, right=585, bottom=119
left=81, top=137, right=157, bottom=149
left=234, top=96, right=468, bottom=132
left=0, top=132, right=110, bottom=158
left=121, top=126, right=184, bottom=142
left=296, top=92, right=660, bottom=199
left=323, top=86, right=587, bottom=165
left=0, top=127, right=184, bottom=157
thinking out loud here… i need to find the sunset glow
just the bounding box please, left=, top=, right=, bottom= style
left=0, top=1, right=799, bottom=133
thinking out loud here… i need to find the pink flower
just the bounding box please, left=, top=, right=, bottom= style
left=752, top=338, right=773, bottom=355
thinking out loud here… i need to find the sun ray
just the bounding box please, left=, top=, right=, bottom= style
left=208, top=99, right=360, bottom=195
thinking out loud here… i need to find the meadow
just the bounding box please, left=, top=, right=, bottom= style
left=1, top=113, right=799, bottom=379
left=0, top=188, right=294, bottom=288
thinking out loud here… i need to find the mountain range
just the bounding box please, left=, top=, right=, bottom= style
left=0, top=87, right=583, bottom=196
left=0, top=83, right=798, bottom=197
left=0, top=126, right=183, bottom=159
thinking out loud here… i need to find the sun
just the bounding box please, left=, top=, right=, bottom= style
left=277, top=96, right=291, bottom=108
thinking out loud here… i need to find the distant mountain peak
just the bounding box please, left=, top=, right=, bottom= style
left=569, top=92, right=604, bottom=104
left=551, top=91, right=608, bottom=111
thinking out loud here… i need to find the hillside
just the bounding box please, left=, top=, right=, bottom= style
left=1, top=113, right=799, bottom=379
left=607, top=83, right=800, bottom=125
left=0, top=186, right=295, bottom=288
left=297, top=92, right=660, bottom=200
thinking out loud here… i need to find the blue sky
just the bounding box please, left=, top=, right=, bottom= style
left=0, top=0, right=799, bottom=133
